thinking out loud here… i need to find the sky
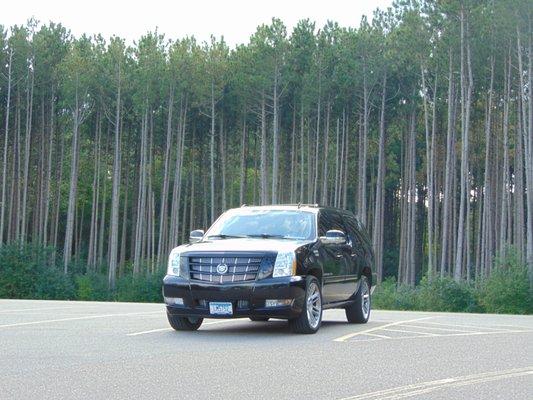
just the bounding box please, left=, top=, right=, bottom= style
left=3, top=0, right=393, bottom=47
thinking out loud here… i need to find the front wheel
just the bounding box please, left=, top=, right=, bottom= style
left=167, top=313, right=203, bottom=331
left=345, top=276, right=371, bottom=323
left=289, top=276, right=322, bottom=334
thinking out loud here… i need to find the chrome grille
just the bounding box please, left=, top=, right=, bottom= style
left=188, top=254, right=262, bottom=284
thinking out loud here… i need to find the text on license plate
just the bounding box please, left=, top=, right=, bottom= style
left=209, top=302, right=233, bottom=315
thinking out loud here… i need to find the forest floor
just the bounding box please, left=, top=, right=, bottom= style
left=1, top=299, right=532, bottom=399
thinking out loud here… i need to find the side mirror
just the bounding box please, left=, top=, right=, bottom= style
left=320, top=229, right=346, bottom=245
left=189, top=229, right=204, bottom=243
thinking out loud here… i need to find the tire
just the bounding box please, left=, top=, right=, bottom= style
left=249, top=317, right=270, bottom=322
left=345, top=276, right=371, bottom=324
left=167, top=312, right=203, bottom=331
left=289, top=276, right=322, bottom=334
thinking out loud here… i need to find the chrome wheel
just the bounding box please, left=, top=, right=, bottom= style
left=361, top=280, right=370, bottom=319
left=306, top=281, right=322, bottom=329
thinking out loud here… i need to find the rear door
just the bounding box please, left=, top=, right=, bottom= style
left=342, top=213, right=371, bottom=296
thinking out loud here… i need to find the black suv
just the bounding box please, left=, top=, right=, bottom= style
left=163, top=205, right=376, bottom=334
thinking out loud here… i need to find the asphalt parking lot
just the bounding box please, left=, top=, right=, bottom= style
left=1, top=299, right=532, bottom=399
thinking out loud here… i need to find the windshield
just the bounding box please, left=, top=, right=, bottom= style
left=206, top=209, right=316, bottom=240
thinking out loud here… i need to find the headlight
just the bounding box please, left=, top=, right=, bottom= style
left=167, top=249, right=182, bottom=276
left=273, top=251, right=296, bottom=278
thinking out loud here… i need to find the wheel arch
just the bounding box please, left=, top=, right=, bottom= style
left=361, top=266, right=372, bottom=287
left=307, top=267, right=323, bottom=287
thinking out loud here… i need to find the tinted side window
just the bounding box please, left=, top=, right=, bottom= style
left=343, top=213, right=361, bottom=246
left=318, top=210, right=345, bottom=236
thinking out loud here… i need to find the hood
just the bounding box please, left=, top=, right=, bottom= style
left=172, top=238, right=314, bottom=254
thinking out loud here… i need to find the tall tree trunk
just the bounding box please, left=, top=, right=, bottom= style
left=157, top=88, right=174, bottom=265
left=43, top=87, right=55, bottom=245
left=481, top=57, right=495, bottom=277
left=20, top=71, right=34, bottom=243
left=88, top=114, right=101, bottom=269
left=133, top=109, right=148, bottom=274
left=210, top=82, right=216, bottom=222
left=271, top=69, right=279, bottom=204
left=526, top=23, right=533, bottom=286
left=299, top=103, right=305, bottom=202
left=220, top=116, right=227, bottom=210
left=373, top=72, right=387, bottom=283
left=454, top=9, right=473, bottom=281
left=0, top=49, right=12, bottom=246
left=290, top=107, right=296, bottom=203
left=260, top=92, right=268, bottom=205
left=321, top=101, right=330, bottom=205
left=499, top=51, right=512, bottom=255
left=441, top=50, right=456, bottom=277
left=358, top=67, right=369, bottom=226
left=108, top=73, right=122, bottom=289
left=64, top=85, right=82, bottom=272
left=239, top=112, right=247, bottom=205
left=313, top=82, right=322, bottom=203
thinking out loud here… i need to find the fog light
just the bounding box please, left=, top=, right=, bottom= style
left=237, top=300, right=249, bottom=309
left=265, top=299, right=293, bottom=307
left=165, top=297, right=184, bottom=306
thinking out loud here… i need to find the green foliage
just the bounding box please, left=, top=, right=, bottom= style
left=75, top=274, right=110, bottom=301
left=416, top=277, right=481, bottom=313
left=115, top=273, right=164, bottom=303
left=372, top=277, right=417, bottom=310
left=374, top=259, right=532, bottom=314
left=0, top=242, right=74, bottom=300
left=479, top=249, right=533, bottom=314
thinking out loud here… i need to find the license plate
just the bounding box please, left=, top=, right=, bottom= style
left=209, top=302, right=233, bottom=316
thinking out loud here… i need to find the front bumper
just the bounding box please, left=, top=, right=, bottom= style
left=163, top=275, right=307, bottom=319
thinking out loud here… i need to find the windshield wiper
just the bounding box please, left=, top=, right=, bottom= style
left=207, top=234, right=247, bottom=239
left=245, top=233, right=290, bottom=239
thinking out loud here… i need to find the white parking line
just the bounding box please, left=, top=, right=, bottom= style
left=127, top=318, right=247, bottom=336
left=339, top=329, right=533, bottom=344
left=381, top=328, right=438, bottom=336
left=333, top=317, right=434, bottom=342
left=338, top=367, right=533, bottom=399
left=364, top=332, right=392, bottom=339
left=127, top=327, right=172, bottom=336
left=0, top=306, right=90, bottom=314
left=0, top=311, right=161, bottom=329
left=417, top=320, right=519, bottom=331
left=401, top=323, right=476, bottom=333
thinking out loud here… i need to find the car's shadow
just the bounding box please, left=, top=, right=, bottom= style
left=169, top=318, right=354, bottom=338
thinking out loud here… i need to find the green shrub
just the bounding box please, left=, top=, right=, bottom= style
left=115, top=272, right=164, bottom=303
left=372, top=277, right=417, bottom=310
left=416, top=277, right=481, bottom=312
left=0, top=242, right=74, bottom=299
left=75, top=273, right=110, bottom=301
left=479, top=249, right=533, bottom=314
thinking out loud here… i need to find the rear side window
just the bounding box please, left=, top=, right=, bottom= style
left=342, top=213, right=372, bottom=256
left=342, top=214, right=360, bottom=247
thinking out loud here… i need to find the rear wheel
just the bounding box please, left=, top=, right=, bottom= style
left=345, top=276, right=371, bottom=324
left=249, top=317, right=270, bottom=322
left=289, top=276, right=322, bottom=334
left=167, top=313, right=203, bottom=331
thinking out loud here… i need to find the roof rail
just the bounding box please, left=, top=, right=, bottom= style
left=237, top=203, right=320, bottom=208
